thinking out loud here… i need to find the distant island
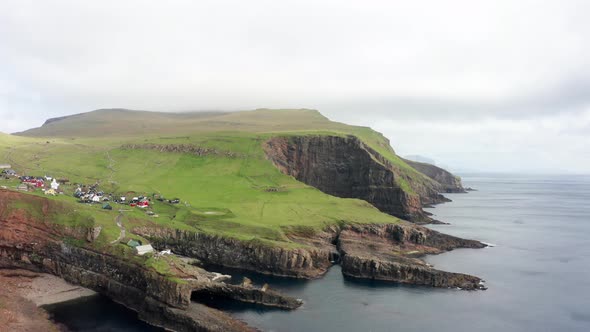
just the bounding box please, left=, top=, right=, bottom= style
left=1, top=109, right=485, bottom=331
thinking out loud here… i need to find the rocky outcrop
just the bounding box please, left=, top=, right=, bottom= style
left=264, top=135, right=445, bottom=222
left=340, top=255, right=483, bottom=289
left=194, top=283, right=303, bottom=309
left=133, top=227, right=333, bottom=279
left=134, top=222, right=487, bottom=290
left=121, top=143, right=242, bottom=158
left=403, top=159, right=466, bottom=193
left=337, top=224, right=486, bottom=290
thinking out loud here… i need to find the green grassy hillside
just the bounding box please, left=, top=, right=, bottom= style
left=2, top=109, right=442, bottom=246
left=16, top=109, right=438, bottom=192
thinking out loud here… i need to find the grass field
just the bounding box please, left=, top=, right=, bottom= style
left=1, top=109, right=441, bottom=246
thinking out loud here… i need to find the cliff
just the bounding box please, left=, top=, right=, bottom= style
left=337, top=224, right=485, bottom=289
left=264, top=135, right=449, bottom=223
left=0, top=190, right=300, bottom=332
left=133, top=227, right=334, bottom=279
left=135, top=223, right=487, bottom=290
left=403, top=158, right=466, bottom=193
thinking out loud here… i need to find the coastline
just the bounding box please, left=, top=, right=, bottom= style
left=0, top=269, right=96, bottom=331
left=22, top=272, right=97, bottom=306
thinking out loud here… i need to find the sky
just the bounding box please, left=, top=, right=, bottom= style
left=1, top=0, right=589, bottom=173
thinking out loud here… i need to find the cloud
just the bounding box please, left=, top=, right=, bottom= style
left=0, top=0, right=589, bottom=172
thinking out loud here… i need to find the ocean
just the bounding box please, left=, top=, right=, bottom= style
left=47, top=173, right=590, bottom=331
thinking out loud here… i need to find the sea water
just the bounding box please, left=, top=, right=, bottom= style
left=48, top=174, right=590, bottom=331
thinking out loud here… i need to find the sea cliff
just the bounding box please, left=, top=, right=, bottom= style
left=264, top=135, right=451, bottom=223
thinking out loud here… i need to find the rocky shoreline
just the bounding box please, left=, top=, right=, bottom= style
left=0, top=269, right=63, bottom=332
left=1, top=173, right=486, bottom=332
left=136, top=222, right=487, bottom=291
left=0, top=190, right=301, bottom=332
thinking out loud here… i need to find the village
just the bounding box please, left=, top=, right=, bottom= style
left=1, top=163, right=183, bottom=257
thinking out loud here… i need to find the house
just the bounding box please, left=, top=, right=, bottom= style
left=22, top=177, right=44, bottom=188
left=2, top=169, right=17, bottom=176
left=0, top=164, right=11, bottom=169
left=135, top=244, right=154, bottom=255
left=137, top=199, right=150, bottom=208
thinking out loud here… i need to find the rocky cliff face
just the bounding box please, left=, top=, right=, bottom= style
left=134, top=222, right=486, bottom=290
left=337, top=224, right=486, bottom=290
left=133, top=227, right=334, bottom=279
left=264, top=135, right=444, bottom=222
left=403, top=159, right=466, bottom=193
left=0, top=190, right=299, bottom=332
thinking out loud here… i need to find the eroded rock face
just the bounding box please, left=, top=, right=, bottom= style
left=133, top=227, right=333, bottom=279
left=121, top=143, right=241, bottom=158
left=340, top=255, right=483, bottom=289
left=264, top=135, right=443, bottom=222
left=403, top=159, right=466, bottom=193
left=0, top=190, right=297, bottom=332
left=337, top=224, right=486, bottom=290
left=135, top=222, right=487, bottom=290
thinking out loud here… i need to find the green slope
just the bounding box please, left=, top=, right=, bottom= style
left=16, top=109, right=438, bottom=193
left=2, top=109, right=444, bottom=246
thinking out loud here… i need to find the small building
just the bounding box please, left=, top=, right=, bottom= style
left=127, top=239, right=142, bottom=248
left=0, top=164, right=11, bottom=169
left=135, top=244, right=154, bottom=255
left=17, top=184, right=28, bottom=191
left=2, top=169, right=17, bottom=176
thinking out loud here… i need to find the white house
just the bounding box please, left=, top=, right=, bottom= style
left=135, top=244, right=154, bottom=255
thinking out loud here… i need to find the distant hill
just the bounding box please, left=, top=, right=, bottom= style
left=14, top=108, right=350, bottom=138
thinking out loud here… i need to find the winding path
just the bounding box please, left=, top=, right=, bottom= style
left=110, top=212, right=126, bottom=244
left=105, top=150, right=117, bottom=184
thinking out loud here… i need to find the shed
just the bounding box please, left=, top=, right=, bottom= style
left=102, top=203, right=113, bottom=210
left=135, top=244, right=154, bottom=255
left=127, top=239, right=141, bottom=248
left=17, top=184, right=28, bottom=191
left=0, top=164, right=11, bottom=169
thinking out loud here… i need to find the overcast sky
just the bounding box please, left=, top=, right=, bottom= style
left=1, top=1, right=589, bottom=173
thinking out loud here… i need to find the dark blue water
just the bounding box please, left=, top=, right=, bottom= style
left=48, top=174, right=590, bottom=331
